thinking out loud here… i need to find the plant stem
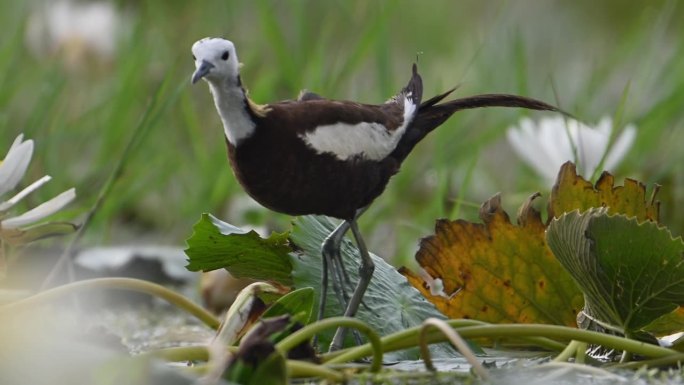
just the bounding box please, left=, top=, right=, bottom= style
left=0, top=277, right=220, bottom=329
left=419, top=318, right=489, bottom=380
left=610, top=353, right=684, bottom=370
left=326, top=321, right=677, bottom=365
left=141, top=335, right=344, bottom=381
left=553, top=340, right=581, bottom=363
left=440, top=324, right=674, bottom=359
left=181, top=359, right=346, bottom=382
left=574, top=341, right=588, bottom=364
left=139, top=345, right=212, bottom=362
left=323, top=318, right=562, bottom=364
left=275, top=317, right=383, bottom=373
left=288, top=360, right=345, bottom=382
left=322, top=319, right=483, bottom=363
left=620, top=330, right=634, bottom=363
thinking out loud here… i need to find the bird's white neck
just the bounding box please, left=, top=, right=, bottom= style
left=208, top=78, right=256, bottom=146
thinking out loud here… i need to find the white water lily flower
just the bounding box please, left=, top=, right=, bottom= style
left=506, top=116, right=636, bottom=184
left=25, top=0, right=127, bottom=69
left=0, top=134, right=76, bottom=230
left=0, top=135, right=33, bottom=199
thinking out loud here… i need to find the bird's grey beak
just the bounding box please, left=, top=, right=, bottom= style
left=191, top=60, right=215, bottom=84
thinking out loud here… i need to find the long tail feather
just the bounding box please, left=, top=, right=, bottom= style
left=432, top=93, right=561, bottom=114
left=391, top=93, right=565, bottom=162
left=419, top=86, right=459, bottom=109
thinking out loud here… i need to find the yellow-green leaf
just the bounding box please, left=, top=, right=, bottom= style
left=548, top=161, right=660, bottom=221
left=402, top=194, right=583, bottom=326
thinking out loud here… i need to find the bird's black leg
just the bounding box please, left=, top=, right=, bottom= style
left=317, top=220, right=351, bottom=325
left=329, top=213, right=375, bottom=352
left=329, top=206, right=369, bottom=288
left=319, top=205, right=369, bottom=318
left=315, top=219, right=364, bottom=349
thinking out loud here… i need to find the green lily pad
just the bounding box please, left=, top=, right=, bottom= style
left=184, top=213, right=293, bottom=286
left=546, top=208, right=684, bottom=335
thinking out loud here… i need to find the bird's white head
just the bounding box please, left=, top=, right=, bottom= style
left=191, top=38, right=239, bottom=85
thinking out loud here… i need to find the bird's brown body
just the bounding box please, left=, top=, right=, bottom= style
left=229, top=135, right=398, bottom=221
left=227, top=100, right=404, bottom=221
left=226, top=67, right=556, bottom=221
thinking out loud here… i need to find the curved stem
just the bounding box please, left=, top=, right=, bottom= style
left=448, top=324, right=674, bottom=358
left=182, top=359, right=346, bottom=382
left=419, top=318, right=489, bottom=380
left=140, top=345, right=343, bottom=381
left=288, top=360, right=345, bottom=382
left=610, top=353, right=684, bottom=370
left=327, top=321, right=677, bottom=365
left=619, top=330, right=634, bottom=363
left=139, top=345, right=213, bottom=362
left=275, top=316, right=382, bottom=373
left=323, top=320, right=566, bottom=364
left=322, top=319, right=484, bottom=363
left=0, top=278, right=220, bottom=329
left=574, top=341, right=587, bottom=364
left=553, top=340, right=581, bottom=363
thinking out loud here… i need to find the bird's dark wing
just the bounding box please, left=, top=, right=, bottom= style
left=261, top=99, right=407, bottom=161
left=254, top=65, right=428, bottom=161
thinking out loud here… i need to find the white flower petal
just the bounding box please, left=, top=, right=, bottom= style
left=7, top=134, right=25, bottom=153
left=0, top=175, right=52, bottom=213
left=595, top=116, right=613, bottom=136
left=575, top=122, right=605, bottom=177
left=0, top=136, right=34, bottom=198
left=507, top=120, right=555, bottom=181
left=508, top=119, right=538, bottom=179
left=1, top=188, right=76, bottom=229
left=541, top=117, right=575, bottom=174
left=26, top=0, right=125, bottom=65
left=506, top=115, right=635, bottom=185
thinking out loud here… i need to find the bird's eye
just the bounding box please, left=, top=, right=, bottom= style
left=221, top=51, right=230, bottom=60
left=192, top=54, right=196, bottom=61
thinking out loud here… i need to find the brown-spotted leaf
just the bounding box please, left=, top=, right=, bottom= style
left=548, top=161, right=660, bottom=222
left=402, top=193, right=583, bottom=326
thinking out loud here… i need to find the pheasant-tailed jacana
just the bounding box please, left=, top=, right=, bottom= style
left=191, top=37, right=560, bottom=350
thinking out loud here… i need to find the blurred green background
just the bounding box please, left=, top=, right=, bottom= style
left=2, top=0, right=683, bottom=266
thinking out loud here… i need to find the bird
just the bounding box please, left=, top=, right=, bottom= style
left=191, top=37, right=561, bottom=351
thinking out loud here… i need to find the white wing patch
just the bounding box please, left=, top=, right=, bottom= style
left=300, top=96, right=417, bottom=161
